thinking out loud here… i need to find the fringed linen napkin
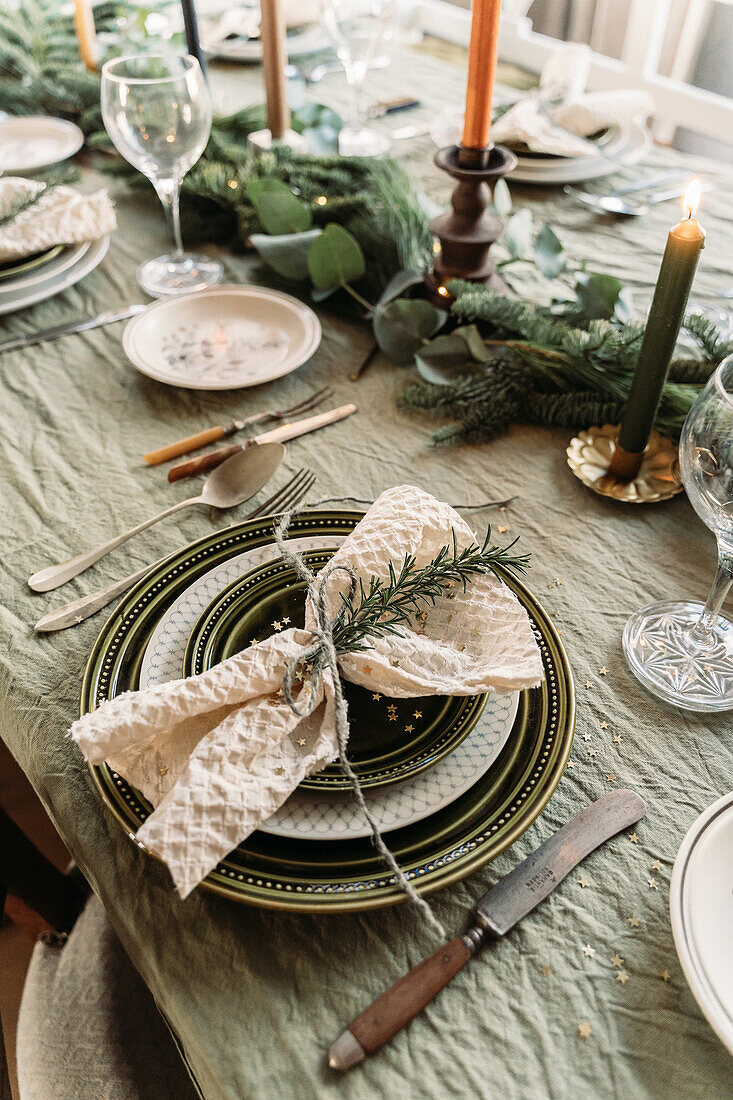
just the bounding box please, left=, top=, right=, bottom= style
left=0, top=177, right=116, bottom=263
left=71, top=486, right=543, bottom=899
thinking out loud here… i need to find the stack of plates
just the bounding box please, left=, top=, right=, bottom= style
left=0, top=237, right=110, bottom=316
left=81, top=509, right=575, bottom=913
left=201, top=22, right=329, bottom=61
left=509, top=122, right=651, bottom=186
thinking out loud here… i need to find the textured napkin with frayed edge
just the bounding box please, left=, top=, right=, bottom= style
left=0, top=178, right=116, bottom=263
left=71, top=485, right=543, bottom=898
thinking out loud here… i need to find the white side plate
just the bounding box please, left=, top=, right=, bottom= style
left=0, top=236, right=109, bottom=316
left=122, top=285, right=322, bottom=390
left=0, top=116, right=84, bottom=173
left=670, top=791, right=733, bottom=1055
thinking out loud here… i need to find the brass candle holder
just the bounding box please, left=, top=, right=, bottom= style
left=424, top=143, right=518, bottom=306
left=566, top=424, right=684, bottom=504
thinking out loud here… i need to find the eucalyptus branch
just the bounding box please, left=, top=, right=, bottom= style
left=329, top=528, right=529, bottom=655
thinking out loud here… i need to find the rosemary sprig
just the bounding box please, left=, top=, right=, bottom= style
left=330, top=528, right=529, bottom=655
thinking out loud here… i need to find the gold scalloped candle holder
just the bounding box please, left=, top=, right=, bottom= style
left=566, top=424, right=684, bottom=503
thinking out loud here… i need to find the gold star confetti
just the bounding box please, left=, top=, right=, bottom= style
left=651, top=859, right=662, bottom=872
left=607, top=773, right=616, bottom=783
left=578, top=1020, right=592, bottom=1039
left=497, top=524, right=509, bottom=533
left=613, top=735, right=622, bottom=745
left=648, top=878, right=659, bottom=890
left=363, top=664, right=373, bottom=674
left=541, top=964, right=552, bottom=976
left=74, top=615, right=84, bottom=623
left=599, top=667, right=608, bottom=676
left=629, top=915, right=640, bottom=928
left=578, top=875, right=589, bottom=888
left=582, top=732, right=591, bottom=741
left=404, top=724, right=415, bottom=733
left=600, top=721, right=608, bottom=729
left=413, top=711, right=423, bottom=719
left=612, top=955, right=624, bottom=968
left=582, top=944, right=596, bottom=958
left=372, top=693, right=382, bottom=701
left=661, top=969, right=670, bottom=982
left=628, top=832, right=639, bottom=844
left=587, top=748, right=597, bottom=757
left=567, top=760, right=575, bottom=768
left=616, top=970, right=629, bottom=984
left=282, top=616, right=291, bottom=624
left=297, top=738, right=306, bottom=747
left=388, top=713, right=398, bottom=721
left=272, top=620, right=282, bottom=631
left=250, top=638, right=259, bottom=646
left=555, top=578, right=563, bottom=586
left=159, top=765, right=168, bottom=776
left=585, top=680, right=593, bottom=689
left=275, top=767, right=285, bottom=776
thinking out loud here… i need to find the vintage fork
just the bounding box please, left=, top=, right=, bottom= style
left=34, top=469, right=317, bottom=633
left=142, top=388, right=335, bottom=466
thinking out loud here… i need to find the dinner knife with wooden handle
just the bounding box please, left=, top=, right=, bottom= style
left=329, top=789, right=645, bottom=1070
left=167, top=404, right=357, bottom=482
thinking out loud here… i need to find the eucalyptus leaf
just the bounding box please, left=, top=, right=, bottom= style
left=415, top=333, right=478, bottom=385
left=373, top=298, right=447, bottom=363
left=493, top=178, right=513, bottom=219
left=575, top=272, right=623, bottom=319
left=311, top=286, right=338, bottom=302
left=503, top=207, right=534, bottom=260
left=307, top=223, right=365, bottom=291
left=534, top=223, right=565, bottom=279
left=250, top=228, right=322, bottom=280
left=377, top=269, right=424, bottom=308
left=246, top=177, right=292, bottom=204
left=454, top=323, right=491, bottom=363
left=256, top=190, right=312, bottom=235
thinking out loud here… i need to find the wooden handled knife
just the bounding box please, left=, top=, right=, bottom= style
left=329, top=789, right=645, bottom=1070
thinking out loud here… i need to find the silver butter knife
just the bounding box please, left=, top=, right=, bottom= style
left=0, top=304, right=146, bottom=354
left=329, top=788, right=646, bottom=1070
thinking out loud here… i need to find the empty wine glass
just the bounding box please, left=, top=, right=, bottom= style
left=321, top=0, right=394, bottom=157
left=101, top=53, right=222, bottom=297
left=623, top=353, right=733, bottom=711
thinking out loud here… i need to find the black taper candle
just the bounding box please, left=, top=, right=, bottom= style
left=181, top=0, right=206, bottom=77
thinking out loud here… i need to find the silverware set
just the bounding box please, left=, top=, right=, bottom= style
left=564, top=174, right=715, bottom=217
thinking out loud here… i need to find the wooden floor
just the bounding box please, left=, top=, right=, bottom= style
left=0, top=742, right=70, bottom=1100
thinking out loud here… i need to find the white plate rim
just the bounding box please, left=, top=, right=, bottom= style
left=0, top=116, right=84, bottom=173
left=670, top=790, right=733, bottom=1055
left=138, top=534, right=519, bottom=841
left=0, top=242, right=90, bottom=296
left=0, top=235, right=109, bottom=316
left=202, top=24, right=329, bottom=60
left=122, top=284, right=322, bottom=391
left=509, top=122, right=650, bottom=185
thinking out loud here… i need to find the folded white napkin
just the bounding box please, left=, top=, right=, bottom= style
left=491, top=43, right=654, bottom=157
left=71, top=485, right=543, bottom=898
left=0, top=177, right=116, bottom=263
left=204, top=0, right=322, bottom=42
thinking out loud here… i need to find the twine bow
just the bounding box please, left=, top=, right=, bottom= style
left=274, top=513, right=446, bottom=939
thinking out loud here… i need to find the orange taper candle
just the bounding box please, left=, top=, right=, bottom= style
left=461, top=0, right=502, bottom=149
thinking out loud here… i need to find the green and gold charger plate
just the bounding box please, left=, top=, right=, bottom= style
left=183, top=547, right=488, bottom=791
left=81, top=509, right=575, bottom=914
left=0, top=244, right=63, bottom=281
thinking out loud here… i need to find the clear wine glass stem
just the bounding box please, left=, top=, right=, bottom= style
left=154, top=177, right=184, bottom=260
left=689, top=549, right=733, bottom=647
left=343, top=60, right=364, bottom=131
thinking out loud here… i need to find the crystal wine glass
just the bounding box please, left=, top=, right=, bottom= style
left=321, top=0, right=394, bottom=157
left=101, top=54, right=222, bottom=297
left=622, top=353, right=733, bottom=711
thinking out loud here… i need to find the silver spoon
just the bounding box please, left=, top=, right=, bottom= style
left=563, top=180, right=715, bottom=217
left=28, top=442, right=285, bottom=594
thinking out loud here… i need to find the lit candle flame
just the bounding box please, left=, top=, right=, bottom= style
left=682, top=179, right=702, bottom=219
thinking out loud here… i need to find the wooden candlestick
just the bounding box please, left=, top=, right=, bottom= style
left=424, top=143, right=517, bottom=305
left=260, top=0, right=290, bottom=141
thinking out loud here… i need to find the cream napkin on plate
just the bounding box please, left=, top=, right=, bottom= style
left=71, top=485, right=543, bottom=898
left=0, top=177, right=116, bottom=263
left=491, top=43, right=654, bottom=157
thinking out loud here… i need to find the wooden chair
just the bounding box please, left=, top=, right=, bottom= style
left=0, top=804, right=200, bottom=1100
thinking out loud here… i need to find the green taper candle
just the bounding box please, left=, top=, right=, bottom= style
left=610, top=181, right=705, bottom=479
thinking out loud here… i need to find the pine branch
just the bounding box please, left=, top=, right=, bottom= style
left=329, top=531, right=530, bottom=654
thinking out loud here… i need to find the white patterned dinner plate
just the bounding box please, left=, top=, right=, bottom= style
left=670, top=792, right=733, bottom=1054
left=0, top=235, right=109, bottom=316
left=0, top=242, right=91, bottom=297
left=140, top=535, right=519, bottom=841
left=122, top=285, right=322, bottom=390
left=0, top=116, right=84, bottom=173
left=202, top=24, right=329, bottom=61
left=509, top=122, right=651, bottom=185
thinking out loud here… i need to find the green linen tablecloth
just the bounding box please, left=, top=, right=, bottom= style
left=2, top=43, right=733, bottom=1100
